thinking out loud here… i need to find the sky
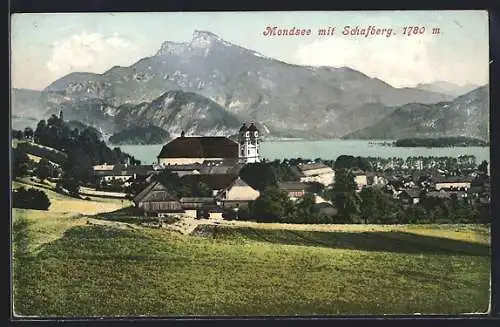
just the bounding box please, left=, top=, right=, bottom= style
left=11, top=10, right=489, bottom=90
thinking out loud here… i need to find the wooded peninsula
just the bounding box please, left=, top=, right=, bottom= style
left=394, top=137, right=489, bottom=148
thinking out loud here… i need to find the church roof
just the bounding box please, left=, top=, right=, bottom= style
left=157, top=136, right=238, bottom=159
left=247, top=122, right=258, bottom=132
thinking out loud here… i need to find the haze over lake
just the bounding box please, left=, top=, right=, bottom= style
left=117, top=139, right=490, bottom=165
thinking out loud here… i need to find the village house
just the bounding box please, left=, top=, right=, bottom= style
left=133, top=174, right=259, bottom=219
left=278, top=181, right=307, bottom=201
left=292, top=162, right=335, bottom=186
left=215, top=177, right=260, bottom=209
left=434, top=176, right=473, bottom=191
left=133, top=181, right=225, bottom=219
left=92, top=163, right=135, bottom=186
left=351, top=169, right=368, bottom=191
left=133, top=181, right=184, bottom=217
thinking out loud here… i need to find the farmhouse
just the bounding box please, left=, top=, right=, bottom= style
left=133, top=181, right=225, bottom=219
left=293, top=162, right=335, bottom=186
left=216, top=177, right=260, bottom=209
left=278, top=181, right=307, bottom=201
left=133, top=181, right=184, bottom=216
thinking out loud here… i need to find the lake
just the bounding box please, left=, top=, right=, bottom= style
left=118, top=140, right=490, bottom=165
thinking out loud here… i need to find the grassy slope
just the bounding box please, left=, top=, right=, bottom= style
left=12, top=222, right=490, bottom=316
left=12, top=179, right=490, bottom=316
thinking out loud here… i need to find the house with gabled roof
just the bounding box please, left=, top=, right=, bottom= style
left=278, top=181, right=307, bottom=201
left=216, top=176, right=260, bottom=209
left=133, top=181, right=183, bottom=217
left=133, top=180, right=227, bottom=219
left=293, top=162, right=335, bottom=186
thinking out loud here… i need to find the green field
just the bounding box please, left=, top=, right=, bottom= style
left=11, top=179, right=490, bottom=317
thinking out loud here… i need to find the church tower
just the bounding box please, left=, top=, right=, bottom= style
left=238, top=122, right=261, bottom=164
left=59, top=109, right=64, bottom=121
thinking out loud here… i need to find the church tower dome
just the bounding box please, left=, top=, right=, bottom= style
left=247, top=122, right=258, bottom=132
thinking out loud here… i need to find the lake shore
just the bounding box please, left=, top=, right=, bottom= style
left=117, top=139, right=490, bottom=166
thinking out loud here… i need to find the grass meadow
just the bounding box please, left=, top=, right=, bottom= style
left=11, top=180, right=491, bottom=317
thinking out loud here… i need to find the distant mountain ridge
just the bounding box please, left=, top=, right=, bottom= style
left=12, top=29, right=486, bottom=139
left=343, top=85, right=489, bottom=141
left=414, top=81, right=480, bottom=97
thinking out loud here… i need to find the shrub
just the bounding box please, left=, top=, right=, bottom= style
left=12, top=187, right=51, bottom=210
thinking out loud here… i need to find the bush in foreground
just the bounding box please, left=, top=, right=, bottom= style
left=12, top=187, right=51, bottom=210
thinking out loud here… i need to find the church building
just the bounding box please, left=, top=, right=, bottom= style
left=238, top=122, right=261, bottom=163
left=157, top=123, right=261, bottom=165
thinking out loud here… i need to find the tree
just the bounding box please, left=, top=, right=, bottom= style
left=23, top=127, right=34, bottom=141
left=59, top=176, right=80, bottom=195
left=192, top=182, right=212, bottom=197
left=325, top=169, right=360, bottom=222
left=251, top=186, right=294, bottom=223
left=478, top=160, right=488, bottom=176
left=12, top=187, right=51, bottom=210
left=305, top=182, right=325, bottom=195
left=293, top=192, right=320, bottom=223
left=12, top=148, right=32, bottom=177
left=332, top=168, right=357, bottom=194
left=12, top=130, right=23, bottom=140
left=34, top=120, right=48, bottom=144
left=239, top=163, right=278, bottom=191
left=359, top=187, right=379, bottom=223
left=36, top=158, right=53, bottom=180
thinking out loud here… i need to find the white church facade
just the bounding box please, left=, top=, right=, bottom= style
left=238, top=122, right=261, bottom=164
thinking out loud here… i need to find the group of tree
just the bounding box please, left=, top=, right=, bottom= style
left=12, top=148, right=35, bottom=178
left=365, top=155, right=478, bottom=173
left=31, top=114, right=140, bottom=187
left=394, top=137, right=489, bottom=148
left=12, top=127, right=34, bottom=141
left=108, top=125, right=171, bottom=145
left=35, top=158, right=61, bottom=180
left=12, top=187, right=51, bottom=210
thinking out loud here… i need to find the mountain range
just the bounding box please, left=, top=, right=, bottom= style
left=11, top=30, right=489, bottom=141
left=343, top=85, right=489, bottom=140
left=413, top=81, right=480, bottom=97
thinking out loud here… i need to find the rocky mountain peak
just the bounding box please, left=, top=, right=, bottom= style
left=156, top=30, right=230, bottom=57
left=156, top=41, right=187, bottom=57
